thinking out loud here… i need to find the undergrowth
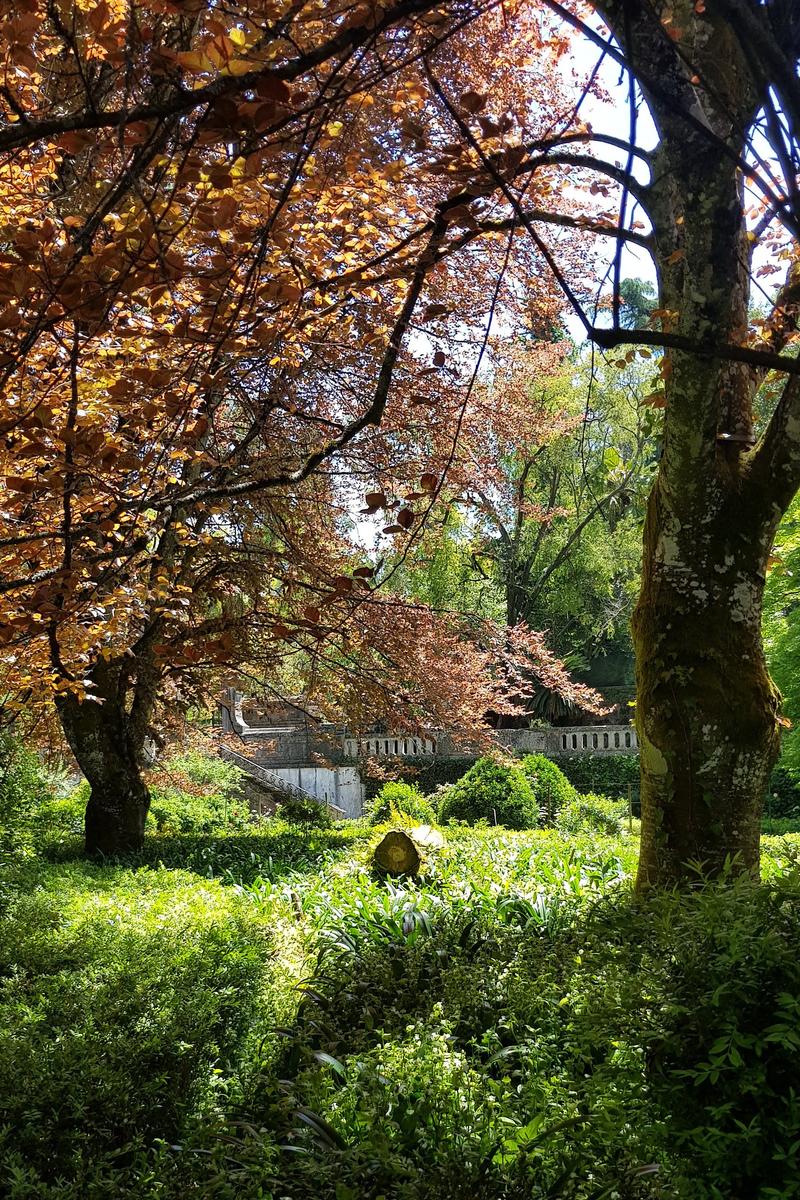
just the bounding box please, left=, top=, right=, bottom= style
left=3, top=760, right=800, bottom=1198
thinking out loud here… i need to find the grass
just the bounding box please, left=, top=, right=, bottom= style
left=3, top=817, right=800, bottom=1198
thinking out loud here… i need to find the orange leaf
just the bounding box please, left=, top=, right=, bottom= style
left=362, top=491, right=386, bottom=512
left=460, top=91, right=487, bottom=113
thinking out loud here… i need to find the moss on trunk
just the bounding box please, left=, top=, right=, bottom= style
left=57, top=688, right=151, bottom=857
left=632, top=483, right=782, bottom=887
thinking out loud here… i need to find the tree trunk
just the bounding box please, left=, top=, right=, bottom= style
left=57, top=687, right=151, bottom=857
left=632, top=481, right=782, bottom=887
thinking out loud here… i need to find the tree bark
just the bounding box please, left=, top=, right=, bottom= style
left=56, top=665, right=152, bottom=857
left=633, top=482, right=782, bottom=887
left=581, top=0, right=795, bottom=884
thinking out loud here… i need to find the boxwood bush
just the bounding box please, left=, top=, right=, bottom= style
left=520, top=753, right=576, bottom=821
left=366, top=781, right=437, bottom=826
left=438, top=758, right=538, bottom=829
left=557, top=791, right=627, bottom=835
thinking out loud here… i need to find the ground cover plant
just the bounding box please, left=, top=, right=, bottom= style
left=5, top=740, right=800, bottom=1199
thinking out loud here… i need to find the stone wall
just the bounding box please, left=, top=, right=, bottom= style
left=219, top=690, right=639, bottom=818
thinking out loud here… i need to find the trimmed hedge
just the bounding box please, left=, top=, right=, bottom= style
left=520, top=754, right=577, bottom=821
left=549, top=753, right=640, bottom=805
left=438, top=758, right=538, bottom=829
left=365, top=781, right=437, bottom=826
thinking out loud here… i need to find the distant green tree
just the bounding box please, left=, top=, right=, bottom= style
left=466, top=354, right=657, bottom=670
left=764, top=494, right=800, bottom=775
left=617, top=278, right=657, bottom=330
left=391, top=350, right=658, bottom=718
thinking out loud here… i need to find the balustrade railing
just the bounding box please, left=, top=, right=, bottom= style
left=555, top=726, right=638, bottom=754
left=220, top=747, right=345, bottom=817
left=220, top=692, right=638, bottom=765
left=342, top=735, right=437, bottom=760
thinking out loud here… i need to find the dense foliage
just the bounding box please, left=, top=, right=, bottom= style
left=556, top=792, right=627, bottom=835
left=520, top=753, right=577, bottom=819
left=391, top=352, right=655, bottom=719
left=549, top=753, right=641, bottom=802
left=277, top=795, right=334, bottom=828
left=3, top=775, right=800, bottom=1198
left=764, top=494, right=800, bottom=780
left=366, top=782, right=438, bottom=827
left=0, top=735, right=54, bottom=859
left=364, top=759, right=478, bottom=803
left=37, top=749, right=252, bottom=852
left=765, top=764, right=800, bottom=819
left=438, top=757, right=539, bottom=830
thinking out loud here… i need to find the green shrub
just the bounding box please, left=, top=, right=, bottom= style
left=551, top=753, right=640, bottom=804
left=764, top=763, right=800, bottom=818
left=520, top=753, right=576, bottom=821
left=0, top=735, right=53, bottom=858
left=277, top=794, right=333, bottom=827
left=36, top=753, right=251, bottom=851
left=556, top=791, right=626, bottom=835
left=634, top=879, right=800, bottom=1196
left=365, top=781, right=437, bottom=826
left=438, top=758, right=538, bottom=829
left=0, top=862, right=281, bottom=1188
left=762, top=816, right=800, bottom=835
left=147, top=782, right=247, bottom=833
left=36, top=786, right=87, bottom=850
left=147, top=750, right=250, bottom=833
left=363, top=758, right=476, bottom=804
left=160, top=749, right=245, bottom=794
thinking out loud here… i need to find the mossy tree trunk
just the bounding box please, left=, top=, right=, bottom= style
left=56, top=654, right=157, bottom=857
left=593, top=0, right=800, bottom=885
left=633, top=488, right=781, bottom=886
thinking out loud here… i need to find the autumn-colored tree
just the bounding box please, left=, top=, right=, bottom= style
left=388, top=344, right=655, bottom=721
left=0, top=0, right=608, bottom=854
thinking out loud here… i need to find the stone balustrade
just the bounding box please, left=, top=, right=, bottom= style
left=343, top=725, right=638, bottom=759
left=342, top=734, right=438, bottom=759
left=219, top=691, right=638, bottom=770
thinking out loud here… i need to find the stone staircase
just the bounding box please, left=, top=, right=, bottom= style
left=220, top=747, right=345, bottom=818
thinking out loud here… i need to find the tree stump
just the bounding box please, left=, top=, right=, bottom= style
left=373, top=829, right=423, bottom=876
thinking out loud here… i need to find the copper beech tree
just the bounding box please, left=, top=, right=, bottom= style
left=0, top=0, right=610, bottom=854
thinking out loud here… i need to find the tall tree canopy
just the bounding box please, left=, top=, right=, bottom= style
left=5, top=0, right=800, bottom=884
left=548, top=0, right=800, bottom=887
left=0, top=0, right=605, bottom=853
left=390, top=345, right=655, bottom=720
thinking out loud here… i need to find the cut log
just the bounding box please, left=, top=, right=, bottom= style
left=373, top=829, right=423, bottom=876
left=372, top=825, right=444, bottom=877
